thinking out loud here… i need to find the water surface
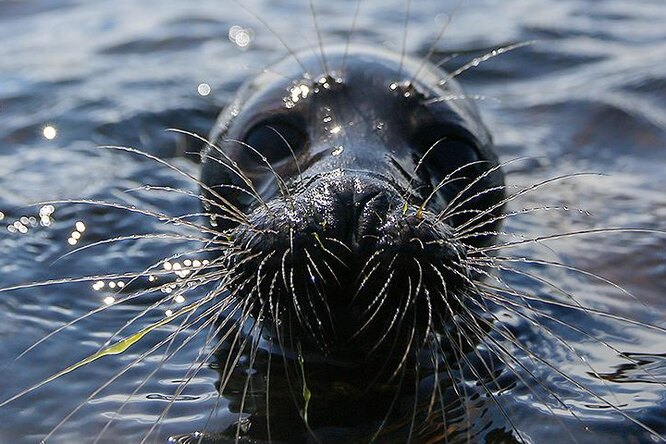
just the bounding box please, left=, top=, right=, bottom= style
left=1, top=0, right=665, bottom=442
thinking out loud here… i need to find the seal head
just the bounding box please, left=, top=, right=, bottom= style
left=201, top=45, right=504, bottom=361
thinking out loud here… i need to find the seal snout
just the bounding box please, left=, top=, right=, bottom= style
left=225, top=173, right=470, bottom=355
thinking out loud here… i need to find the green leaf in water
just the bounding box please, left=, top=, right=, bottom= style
left=0, top=301, right=198, bottom=408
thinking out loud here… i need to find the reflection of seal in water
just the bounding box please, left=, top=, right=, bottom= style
left=194, top=44, right=506, bottom=441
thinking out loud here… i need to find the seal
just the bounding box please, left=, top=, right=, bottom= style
left=193, top=44, right=506, bottom=441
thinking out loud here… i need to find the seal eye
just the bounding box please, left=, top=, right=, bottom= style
left=415, top=130, right=480, bottom=176
left=435, top=138, right=479, bottom=173
left=241, top=121, right=307, bottom=168
left=412, top=129, right=484, bottom=206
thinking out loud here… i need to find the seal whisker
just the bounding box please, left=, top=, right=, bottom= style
left=230, top=0, right=309, bottom=75
left=287, top=263, right=328, bottom=352
left=33, top=198, right=223, bottom=236
left=264, top=337, right=274, bottom=442
left=280, top=248, right=291, bottom=297
left=429, top=321, right=474, bottom=442
left=308, top=0, right=330, bottom=76
left=225, top=138, right=295, bottom=205
left=437, top=41, right=536, bottom=87
left=321, top=235, right=353, bottom=253
left=439, top=311, right=529, bottom=443
left=208, top=183, right=267, bottom=203
left=406, top=357, right=422, bottom=444
left=453, top=204, right=591, bottom=239
left=366, top=277, right=411, bottom=355
left=304, top=247, right=329, bottom=287
left=470, top=254, right=644, bottom=308
left=355, top=263, right=396, bottom=328
left=313, top=249, right=342, bottom=287
left=364, top=284, right=419, bottom=388
left=373, top=262, right=422, bottom=358
left=388, top=302, right=419, bottom=382
left=267, top=124, right=304, bottom=182
left=305, top=249, right=337, bottom=326
left=170, top=128, right=268, bottom=210
left=91, top=291, right=238, bottom=443
left=341, top=0, right=363, bottom=70
left=396, top=0, right=413, bottom=78
left=418, top=275, right=434, bottom=352
left=304, top=264, right=335, bottom=340
left=467, top=296, right=665, bottom=440
left=126, top=181, right=261, bottom=220
left=99, top=145, right=251, bottom=225
left=411, top=0, right=466, bottom=83
left=448, top=229, right=528, bottom=245
left=472, top=227, right=666, bottom=255
left=439, top=207, right=494, bottom=224
left=143, top=299, right=261, bottom=444
left=434, top=52, right=461, bottom=68
left=448, top=172, right=604, bottom=234
left=424, top=93, right=501, bottom=105
left=452, top=296, right=586, bottom=443
left=53, top=232, right=220, bottom=264
left=367, top=359, right=409, bottom=443
left=477, top=280, right=666, bottom=333
left=352, top=260, right=382, bottom=302
left=425, top=336, right=448, bottom=441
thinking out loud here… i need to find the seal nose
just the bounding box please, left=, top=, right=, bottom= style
left=313, top=174, right=402, bottom=252
left=229, top=170, right=469, bottom=354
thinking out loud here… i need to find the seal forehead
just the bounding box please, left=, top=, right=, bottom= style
left=224, top=45, right=491, bottom=149
left=249, top=48, right=437, bottom=107
left=282, top=74, right=344, bottom=109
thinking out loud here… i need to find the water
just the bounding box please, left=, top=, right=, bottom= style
left=1, top=0, right=665, bottom=442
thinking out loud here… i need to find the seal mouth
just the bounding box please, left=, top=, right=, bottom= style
left=222, top=171, right=470, bottom=362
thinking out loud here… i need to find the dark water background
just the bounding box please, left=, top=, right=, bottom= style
left=1, top=0, right=665, bottom=442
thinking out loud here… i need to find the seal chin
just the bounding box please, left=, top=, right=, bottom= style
left=224, top=171, right=470, bottom=358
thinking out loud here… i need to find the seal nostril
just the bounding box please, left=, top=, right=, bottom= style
left=351, top=189, right=388, bottom=248
left=332, top=181, right=396, bottom=252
